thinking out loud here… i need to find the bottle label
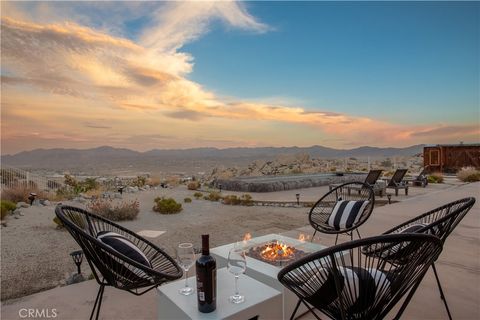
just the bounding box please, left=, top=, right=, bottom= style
left=198, top=291, right=205, bottom=302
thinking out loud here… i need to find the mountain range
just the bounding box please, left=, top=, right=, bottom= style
left=1, top=145, right=424, bottom=174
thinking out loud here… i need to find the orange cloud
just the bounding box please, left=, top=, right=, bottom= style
left=1, top=3, right=478, bottom=154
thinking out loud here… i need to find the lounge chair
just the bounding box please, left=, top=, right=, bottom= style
left=55, top=205, right=183, bottom=320
left=278, top=233, right=443, bottom=320
left=362, top=197, right=475, bottom=320
left=404, top=166, right=429, bottom=187
left=386, top=168, right=408, bottom=196
left=309, top=182, right=375, bottom=244
left=329, top=169, right=384, bottom=196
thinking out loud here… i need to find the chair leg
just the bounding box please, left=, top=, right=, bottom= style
left=90, top=285, right=105, bottom=320
left=311, top=230, right=317, bottom=242
left=432, top=263, right=453, bottom=320
left=355, top=229, right=361, bottom=239
left=335, top=234, right=339, bottom=245
left=395, top=188, right=399, bottom=196
left=290, top=299, right=302, bottom=320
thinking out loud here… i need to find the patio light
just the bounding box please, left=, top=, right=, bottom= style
left=70, top=250, right=83, bottom=275
left=295, top=193, right=300, bottom=205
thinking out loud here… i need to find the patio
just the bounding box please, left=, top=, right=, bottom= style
left=1, top=182, right=479, bottom=319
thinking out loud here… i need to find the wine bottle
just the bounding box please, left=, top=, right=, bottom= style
left=196, top=234, right=217, bottom=313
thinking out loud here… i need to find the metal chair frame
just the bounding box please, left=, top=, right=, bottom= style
left=55, top=205, right=183, bottom=320
left=278, top=233, right=443, bottom=320
left=365, top=197, right=476, bottom=320
left=309, top=182, right=375, bottom=244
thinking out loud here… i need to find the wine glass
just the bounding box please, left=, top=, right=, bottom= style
left=227, top=246, right=247, bottom=303
left=177, top=243, right=195, bottom=295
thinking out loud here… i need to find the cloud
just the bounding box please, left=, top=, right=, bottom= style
left=84, top=122, right=112, bottom=129
left=411, top=125, right=480, bottom=138
left=1, top=2, right=477, bottom=154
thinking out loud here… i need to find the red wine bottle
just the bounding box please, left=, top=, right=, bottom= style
left=196, top=234, right=216, bottom=313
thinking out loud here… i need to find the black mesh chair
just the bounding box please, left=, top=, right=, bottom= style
left=55, top=205, right=183, bottom=320
left=363, top=197, right=476, bottom=320
left=309, top=182, right=375, bottom=244
left=278, top=233, right=443, bottom=320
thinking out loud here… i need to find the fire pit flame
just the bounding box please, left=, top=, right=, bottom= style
left=259, top=241, right=297, bottom=262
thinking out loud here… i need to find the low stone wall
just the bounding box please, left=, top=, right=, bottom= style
left=216, top=173, right=366, bottom=192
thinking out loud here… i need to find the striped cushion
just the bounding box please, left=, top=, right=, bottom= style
left=97, top=231, right=151, bottom=281
left=306, top=266, right=392, bottom=315
left=327, top=200, right=370, bottom=230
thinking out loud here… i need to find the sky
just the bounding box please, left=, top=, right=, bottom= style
left=1, top=1, right=479, bottom=155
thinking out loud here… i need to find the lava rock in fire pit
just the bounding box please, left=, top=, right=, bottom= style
left=246, top=239, right=308, bottom=267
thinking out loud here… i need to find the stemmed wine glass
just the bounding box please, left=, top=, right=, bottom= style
left=177, top=243, right=196, bottom=295
left=227, top=245, right=247, bottom=303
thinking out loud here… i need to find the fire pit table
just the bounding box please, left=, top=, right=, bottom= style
left=211, top=234, right=345, bottom=319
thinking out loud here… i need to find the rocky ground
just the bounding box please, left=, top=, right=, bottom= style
left=0, top=186, right=310, bottom=301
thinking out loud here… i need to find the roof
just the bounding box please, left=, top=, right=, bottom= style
left=424, top=143, right=480, bottom=148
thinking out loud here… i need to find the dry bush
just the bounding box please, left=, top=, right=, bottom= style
left=1, top=185, right=49, bottom=203
left=222, top=195, right=241, bottom=205
left=1, top=200, right=16, bottom=219
left=147, top=176, right=162, bottom=187
left=166, top=176, right=181, bottom=187
left=184, top=197, right=192, bottom=203
left=193, top=192, right=203, bottom=199
left=153, top=197, right=182, bottom=214
left=204, top=191, right=222, bottom=202
left=428, top=172, right=444, bottom=184
left=187, top=181, right=200, bottom=190
left=457, top=167, right=480, bottom=182
left=87, top=199, right=140, bottom=221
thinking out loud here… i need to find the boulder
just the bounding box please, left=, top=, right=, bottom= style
left=16, top=202, right=29, bottom=208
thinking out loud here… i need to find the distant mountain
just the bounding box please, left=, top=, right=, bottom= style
left=1, top=144, right=424, bottom=174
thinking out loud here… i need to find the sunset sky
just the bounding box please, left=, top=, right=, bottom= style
left=1, top=1, right=479, bottom=155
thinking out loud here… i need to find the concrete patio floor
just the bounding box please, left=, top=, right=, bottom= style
left=2, top=182, right=479, bottom=320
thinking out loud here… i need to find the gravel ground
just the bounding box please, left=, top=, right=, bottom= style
left=1, top=186, right=310, bottom=301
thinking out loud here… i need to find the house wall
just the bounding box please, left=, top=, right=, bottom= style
left=424, top=145, right=480, bottom=173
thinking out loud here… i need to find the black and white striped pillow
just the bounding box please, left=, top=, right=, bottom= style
left=328, top=200, right=370, bottom=230
left=97, top=231, right=151, bottom=280
left=305, top=266, right=392, bottom=315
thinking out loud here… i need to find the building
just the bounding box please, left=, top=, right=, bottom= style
left=423, top=144, right=480, bottom=173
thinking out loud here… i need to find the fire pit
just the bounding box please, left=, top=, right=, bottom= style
left=247, top=239, right=308, bottom=266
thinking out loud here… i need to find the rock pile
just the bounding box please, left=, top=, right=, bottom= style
left=206, top=153, right=326, bottom=182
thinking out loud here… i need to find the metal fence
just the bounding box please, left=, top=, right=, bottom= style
left=0, top=166, right=64, bottom=193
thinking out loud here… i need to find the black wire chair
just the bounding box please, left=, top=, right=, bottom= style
left=363, top=197, right=475, bottom=320
left=309, top=182, right=375, bottom=244
left=278, top=233, right=443, bottom=320
left=55, top=205, right=183, bottom=320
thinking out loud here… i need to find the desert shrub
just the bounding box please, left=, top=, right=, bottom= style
left=147, top=176, right=162, bottom=187
left=131, top=176, right=147, bottom=187
left=184, top=197, right=192, bottom=203
left=1, top=185, right=46, bottom=203
left=457, top=167, right=480, bottom=182
left=240, top=194, right=254, bottom=206
left=87, top=199, right=140, bottom=221
left=329, top=167, right=337, bottom=172
left=63, top=175, right=99, bottom=194
left=193, top=192, right=203, bottom=199
left=428, top=172, right=444, bottom=184
left=55, top=187, right=77, bottom=200
left=53, top=216, right=64, bottom=228
left=1, top=200, right=16, bottom=219
left=204, top=191, right=222, bottom=202
left=222, top=195, right=241, bottom=205
left=187, top=181, right=200, bottom=190
left=153, top=197, right=182, bottom=214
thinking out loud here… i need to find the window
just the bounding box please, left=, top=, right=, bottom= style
left=429, top=150, right=440, bottom=166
